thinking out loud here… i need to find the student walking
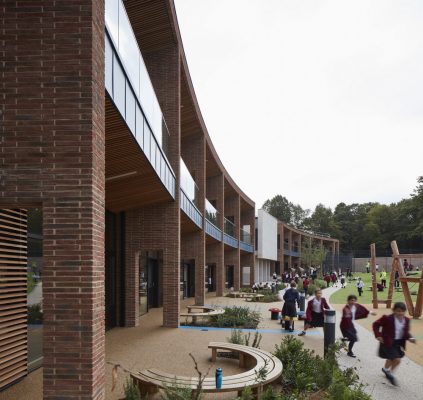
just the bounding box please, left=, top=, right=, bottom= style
left=324, top=274, right=331, bottom=288
left=355, top=277, right=364, bottom=296
left=331, top=272, right=337, bottom=287
left=373, top=302, right=416, bottom=386
left=282, top=281, right=300, bottom=332
left=302, top=276, right=310, bottom=294
left=340, top=295, right=375, bottom=357
left=340, top=274, right=346, bottom=288
left=298, top=289, right=330, bottom=336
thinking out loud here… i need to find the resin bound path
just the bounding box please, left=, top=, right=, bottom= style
left=326, top=284, right=423, bottom=400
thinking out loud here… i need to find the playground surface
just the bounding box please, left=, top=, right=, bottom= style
left=3, top=287, right=422, bottom=400
left=328, top=272, right=419, bottom=305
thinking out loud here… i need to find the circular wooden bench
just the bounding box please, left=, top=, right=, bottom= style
left=130, top=341, right=283, bottom=398
left=180, top=306, right=224, bottom=324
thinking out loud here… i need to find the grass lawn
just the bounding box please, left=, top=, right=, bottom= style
left=328, top=272, right=419, bottom=305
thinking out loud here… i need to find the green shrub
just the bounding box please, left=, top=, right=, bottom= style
left=227, top=329, right=262, bottom=348
left=314, top=279, right=327, bottom=290
left=273, top=336, right=370, bottom=398
left=27, top=303, right=43, bottom=324
left=250, top=293, right=280, bottom=303
left=209, top=306, right=261, bottom=329
left=123, top=378, right=141, bottom=400
left=240, top=287, right=253, bottom=293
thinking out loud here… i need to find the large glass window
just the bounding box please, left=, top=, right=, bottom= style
left=105, top=36, right=113, bottom=94
left=113, top=57, right=126, bottom=115
left=125, top=82, right=136, bottom=133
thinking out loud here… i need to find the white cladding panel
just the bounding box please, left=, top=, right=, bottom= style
left=257, top=209, right=278, bottom=261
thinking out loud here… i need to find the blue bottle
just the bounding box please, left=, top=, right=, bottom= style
left=215, top=367, right=222, bottom=389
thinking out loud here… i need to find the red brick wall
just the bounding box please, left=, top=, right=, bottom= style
left=181, top=136, right=206, bottom=305
left=143, top=45, right=181, bottom=328
left=1, top=2, right=106, bottom=398
left=206, top=174, right=225, bottom=295
left=224, top=195, right=241, bottom=290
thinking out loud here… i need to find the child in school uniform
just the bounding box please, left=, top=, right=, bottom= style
left=340, top=294, right=375, bottom=357
left=298, top=289, right=330, bottom=336
left=373, top=302, right=416, bottom=386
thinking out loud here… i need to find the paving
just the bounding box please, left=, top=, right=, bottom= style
left=3, top=287, right=423, bottom=399
left=325, top=284, right=423, bottom=400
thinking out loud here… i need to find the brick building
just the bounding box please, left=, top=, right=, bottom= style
left=255, top=210, right=340, bottom=280
left=0, top=0, right=255, bottom=398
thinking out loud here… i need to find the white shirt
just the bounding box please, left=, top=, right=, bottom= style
left=312, top=298, right=322, bottom=313
left=394, top=317, right=405, bottom=340
left=350, top=305, right=357, bottom=321
left=356, top=280, right=364, bottom=289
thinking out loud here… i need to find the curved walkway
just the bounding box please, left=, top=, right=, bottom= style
left=326, top=285, right=423, bottom=400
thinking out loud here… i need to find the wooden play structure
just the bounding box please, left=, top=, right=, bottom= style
left=371, top=241, right=423, bottom=318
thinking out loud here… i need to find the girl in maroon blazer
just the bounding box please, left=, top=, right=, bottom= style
left=298, top=289, right=330, bottom=336
left=340, top=294, right=375, bottom=357
left=373, top=302, right=416, bottom=386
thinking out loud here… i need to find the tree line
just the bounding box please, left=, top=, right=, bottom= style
left=262, top=177, right=423, bottom=254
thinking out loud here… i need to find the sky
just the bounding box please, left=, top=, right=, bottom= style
left=174, top=0, right=423, bottom=211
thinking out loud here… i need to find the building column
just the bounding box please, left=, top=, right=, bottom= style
left=181, top=136, right=206, bottom=305
left=144, top=45, right=181, bottom=328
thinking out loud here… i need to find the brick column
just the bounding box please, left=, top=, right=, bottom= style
left=1, top=2, right=106, bottom=398
left=206, top=174, right=225, bottom=296
left=181, top=136, right=206, bottom=305
left=225, top=194, right=240, bottom=290
left=144, top=45, right=181, bottom=328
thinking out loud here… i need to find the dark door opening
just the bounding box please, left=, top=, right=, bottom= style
left=226, top=265, right=234, bottom=289
left=147, top=257, right=159, bottom=308
left=182, top=262, right=195, bottom=298
left=206, top=264, right=216, bottom=292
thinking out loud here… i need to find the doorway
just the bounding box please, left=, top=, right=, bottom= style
left=206, top=264, right=216, bottom=292
left=181, top=262, right=195, bottom=298
left=147, top=257, right=160, bottom=308
left=226, top=265, right=234, bottom=289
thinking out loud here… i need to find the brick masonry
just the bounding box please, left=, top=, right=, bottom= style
left=0, top=1, right=106, bottom=399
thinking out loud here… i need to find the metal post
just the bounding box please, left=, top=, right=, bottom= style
left=299, top=291, right=305, bottom=311
left=324, top=309, right=336, bottom=357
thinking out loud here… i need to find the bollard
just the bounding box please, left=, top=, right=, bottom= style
left=323, top=309, right=336, bottom=357
left=299, top=291, right=305, bottom=312
left=215, top=367, right=222, bottom=389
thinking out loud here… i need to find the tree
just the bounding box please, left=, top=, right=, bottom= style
left=262, top=195, right=309, bottom=228
left=262, top=195, right=292, bottom=223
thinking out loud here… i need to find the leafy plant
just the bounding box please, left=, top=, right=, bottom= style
left=227, top=329, right=262, bottom=348
left=27, top=303, right=43, bottom=324
left=123, top=378, right=141, bottom=400
left=210, top=306, right=261, bottom=329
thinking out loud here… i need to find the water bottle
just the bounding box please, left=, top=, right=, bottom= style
left=215, top=367, right=222, bottom=389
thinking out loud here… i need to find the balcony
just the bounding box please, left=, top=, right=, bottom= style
left=204, top=200, right=222, bottom=241
left=240, top=227, right=253, bottom=253
left=284, top=249, right=300, bottom=258
left=105, top=0, right=175, bottom=197
left=223, top=218, right=238, bottom=248
left=180, top=158, right=202, bottom=228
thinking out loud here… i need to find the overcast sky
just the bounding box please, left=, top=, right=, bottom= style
left=174, top=0, right=423, bottom=211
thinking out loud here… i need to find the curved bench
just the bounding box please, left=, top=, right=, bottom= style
left=130, top=342, right=283, bottom=398
left=229, top=292, right=264, bottom=300
left=180, top=306, right=224, bottom=324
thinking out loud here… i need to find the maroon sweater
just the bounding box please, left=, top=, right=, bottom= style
left=373, top=314, right=411, bottom=348
left=305, top=297, right=330, bottom=322
left=340, top=304, right=369, bottom=332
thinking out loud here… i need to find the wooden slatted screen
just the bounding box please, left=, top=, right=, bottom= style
left=0, top=209, right=28, bottom=390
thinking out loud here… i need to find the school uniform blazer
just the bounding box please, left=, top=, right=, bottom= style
left=305, top=297, right=330, bottom=322
left=372, top=314, right=411, bottom=348
left=340, top=304, right=369, bottom=332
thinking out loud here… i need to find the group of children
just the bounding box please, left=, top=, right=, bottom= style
left=282, top=281, right=416, bottom=386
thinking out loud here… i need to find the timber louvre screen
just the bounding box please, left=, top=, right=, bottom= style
left=0, top=209, right=28, bottom=390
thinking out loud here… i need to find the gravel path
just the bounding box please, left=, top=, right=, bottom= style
left=325, top=284, right=423, bottom=400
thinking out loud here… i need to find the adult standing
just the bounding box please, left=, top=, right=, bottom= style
left=282, top=281, right=300, bottom=332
